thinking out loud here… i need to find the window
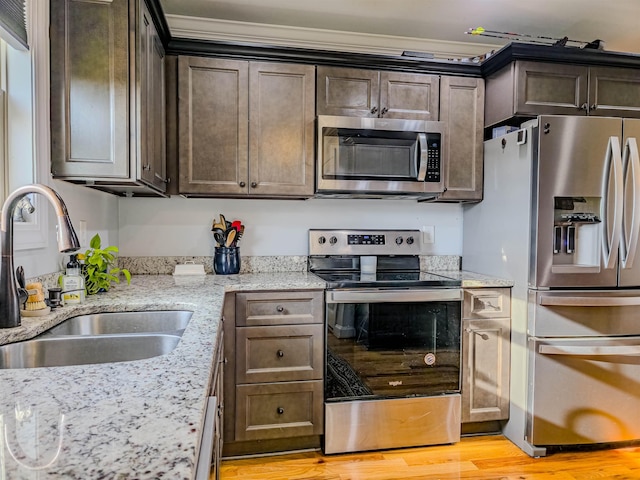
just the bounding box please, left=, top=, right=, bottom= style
left=0, top=0, right=50, bottom=249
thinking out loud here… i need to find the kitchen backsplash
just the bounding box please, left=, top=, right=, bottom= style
left=26, top=255, right=461, bottom=286
left=119, top=255, right=461, bottom=275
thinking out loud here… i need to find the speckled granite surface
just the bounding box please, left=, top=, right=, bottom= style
left=439, top=270, right=515, bottom=288
left=120, top=255, right=462, bottom=275
left=0, top=265, right=510, bottom=478
left=0, top=273, right=325, bottom=479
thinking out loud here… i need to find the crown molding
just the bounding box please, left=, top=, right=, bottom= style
left=164, top=14, right=498, bottom=60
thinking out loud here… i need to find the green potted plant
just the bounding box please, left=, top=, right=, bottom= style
left=83, top=234, right=131, bottom=295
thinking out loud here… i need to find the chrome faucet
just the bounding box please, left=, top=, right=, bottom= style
left=0, top=184, right=80, bottom=328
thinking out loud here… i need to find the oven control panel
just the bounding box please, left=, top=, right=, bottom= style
left=309, top=229, right=421, bottom=255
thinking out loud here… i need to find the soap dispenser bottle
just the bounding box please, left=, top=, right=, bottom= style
left=62, top=254, right=85, bottom=305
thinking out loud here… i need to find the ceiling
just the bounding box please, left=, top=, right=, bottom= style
left=159, top=0, right=640, bottom=58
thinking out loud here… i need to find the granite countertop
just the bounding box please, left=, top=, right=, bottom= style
left=438, top=270, right=515, bottom=288
left=0, top=269, right=508, bottom=478
left=0, top=273, right=325, bottom=479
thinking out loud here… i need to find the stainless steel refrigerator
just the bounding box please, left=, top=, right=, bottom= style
left=463, top=115, right=640, bottom=456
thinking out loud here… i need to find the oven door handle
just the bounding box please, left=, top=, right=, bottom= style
left=327, top=288, right=462, bottom=304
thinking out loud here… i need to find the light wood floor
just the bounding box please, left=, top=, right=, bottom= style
left=219, top=435, right=640, bottom=479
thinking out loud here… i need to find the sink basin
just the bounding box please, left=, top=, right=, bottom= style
left=0, top=334, right=182, bottom=369
left=42, top=310, right=193, bottom=336
left=0, top=310, right=194, bottom=369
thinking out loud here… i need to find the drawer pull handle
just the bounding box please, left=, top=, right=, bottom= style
left=276, top=305, right=284, bottom=313
left=277, top=407, right=284, bottom=415
left=277, top=349, right=284, bottom=358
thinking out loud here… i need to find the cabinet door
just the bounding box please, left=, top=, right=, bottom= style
left=249, top=62, right=315, bottom=197
left=50, top=0, right=130, bottom=179
left=316, top=66, right=379, bottom=117
left=178, top=57, right=249, bottom=195
left=379, top=72, right=439, bottom=120
left=515, top=61, right=589, bottom=116
left=588, top=66, right=640, bottom=118
left=438, top=76, right=484, bottom=202
left=139, top=1, right=167, bottom=192
left=461, top=318, right=510, bottom=423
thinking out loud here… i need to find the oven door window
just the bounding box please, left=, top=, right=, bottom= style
left=326, top=300, right=461, bottom=402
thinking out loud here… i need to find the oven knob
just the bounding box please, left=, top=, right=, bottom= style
left=329, top=236, right=338, bottom=245
left=318, top=236, right=326, bottom=245
left=395, top=236, right=403, bottom=245
left=406, top=236, right=414, bottom=245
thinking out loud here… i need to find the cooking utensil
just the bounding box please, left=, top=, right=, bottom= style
left=212, top=228, right=226, bottom=246
left=236, top=225, right=245, bottom=243
left=225, top=229, right=237, bottom=247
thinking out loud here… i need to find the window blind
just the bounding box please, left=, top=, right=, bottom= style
left=0, top=0, right=28, bottom=50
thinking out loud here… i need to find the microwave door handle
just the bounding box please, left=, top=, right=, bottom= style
left=622, top=137, right=640, bottom=269
left=601, top=136, right=623, bottom=270
left=416, top=133, right=428, bottom=181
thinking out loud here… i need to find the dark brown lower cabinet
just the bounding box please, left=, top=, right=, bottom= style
left=222, top=290, right=324, bottom=457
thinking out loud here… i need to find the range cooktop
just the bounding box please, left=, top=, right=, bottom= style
left=311, top=270, right=461, bottom=289
left=308, top=229, right=461, bottom=289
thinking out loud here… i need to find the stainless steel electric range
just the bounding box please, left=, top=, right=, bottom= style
left=308, top=229, right=463, bottom=454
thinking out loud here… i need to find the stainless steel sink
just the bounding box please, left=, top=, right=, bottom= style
left=42, top=310, right=193, bottom=336
left=0, top=310, right=194, bottom=369
left=0, top=334, right=182, bottom=369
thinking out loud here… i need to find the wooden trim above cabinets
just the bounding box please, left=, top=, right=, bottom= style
left=166, top=38, right=483, bottom=77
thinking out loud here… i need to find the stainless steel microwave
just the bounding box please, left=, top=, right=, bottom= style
left=316, top=115, right=446, bottom=198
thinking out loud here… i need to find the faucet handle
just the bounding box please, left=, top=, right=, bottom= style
left=17, top=287, right=28, bottom=309
left=16, top=266, right=25, bottom=289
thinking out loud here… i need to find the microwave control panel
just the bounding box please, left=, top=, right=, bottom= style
left=425, top=134, right=441, bottom=183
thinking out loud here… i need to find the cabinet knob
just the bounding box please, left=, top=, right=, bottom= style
left=277, top=407, right=284, bottom=415
left=239, top=181, right=246, bottom=187
left=370, top=106, right=378, bottom=114
left=380, top=107, right=388, bottom=116
left=251, top=182, right=257, bottom=188
left=277, top=349, right=284, bottom=358
left=580, top=103, right=589, bottom=111
left=276, top=305, right=284, bottom=313
left=143, top=164, right=151, bottom=171
left=591, top=104, right=598, bottom=111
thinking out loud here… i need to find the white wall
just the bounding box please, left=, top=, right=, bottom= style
left=118, top=196, right=463, bottom=257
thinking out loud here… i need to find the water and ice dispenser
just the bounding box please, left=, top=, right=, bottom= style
left=552, top=196, right=601, bottom=271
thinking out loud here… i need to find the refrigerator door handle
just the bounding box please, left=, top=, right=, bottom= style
left=602, top=136, right=624, bottom=269
left=621, top=137, right=640, bottom=269
left=539, top=344, right=640, bottom=356
left=539, top=295, right=640, bottom=307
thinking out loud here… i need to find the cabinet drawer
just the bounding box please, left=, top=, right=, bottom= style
left=236, top=324, right=323, bottom=383
left=235, top=381, right=323, bottom=441
left=236, top=290, right=323, bottom=326
left=464, top=288, right=511, bottom=319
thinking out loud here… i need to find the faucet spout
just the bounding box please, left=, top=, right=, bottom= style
left=0, top=184, right=80, bottom=328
